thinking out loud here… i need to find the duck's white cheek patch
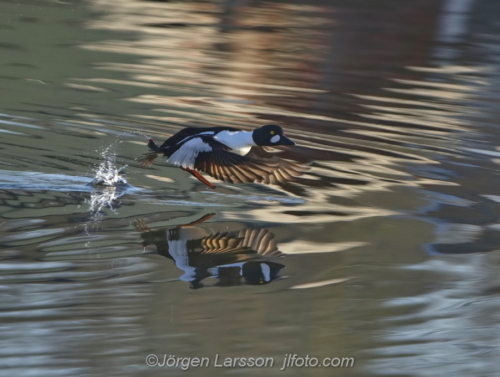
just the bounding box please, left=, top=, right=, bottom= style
left=270, top=135, right=280, bottom=143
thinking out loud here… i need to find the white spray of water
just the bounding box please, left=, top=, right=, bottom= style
left=84, top=145, right=129, bottom=233
left=91, top=145, right=128, bottom=187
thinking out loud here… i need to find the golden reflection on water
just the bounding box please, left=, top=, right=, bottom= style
left=68, top=0, right=480, bottom=232
left=2, top=0, right=500, bottom=376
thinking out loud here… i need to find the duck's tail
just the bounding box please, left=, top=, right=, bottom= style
left=138, top=139, right=161, bottom=167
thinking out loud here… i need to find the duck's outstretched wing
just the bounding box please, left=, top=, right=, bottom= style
left=190, top=228, right=283, bottom=263
left=192, top=233, right=251, bottom=255
left=194, top=140, right=308, bottom=184
left=237, top=228, right=283, bottom=258
left=244, top=146, right=309, bottom=184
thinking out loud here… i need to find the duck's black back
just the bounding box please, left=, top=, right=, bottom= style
left=159, top=127, right=240, bottom=150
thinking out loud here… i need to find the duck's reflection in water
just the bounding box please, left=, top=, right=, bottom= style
left=134, top=213, right=285, bottom=289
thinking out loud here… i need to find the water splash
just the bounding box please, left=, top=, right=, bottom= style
left=117, top=129, right=151, bottom=141
left=88, top=187, right=124, bottom=214
left=91, top=147, right=128, bottom=187
left=85, top=146, right=129, bottom=232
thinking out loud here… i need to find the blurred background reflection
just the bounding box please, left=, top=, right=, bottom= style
left=1, top=0, right=500, bottom=376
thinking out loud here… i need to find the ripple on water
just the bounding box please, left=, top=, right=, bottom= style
left=2, top=0, right=500, bottom=376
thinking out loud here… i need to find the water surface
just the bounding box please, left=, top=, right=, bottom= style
left=1, top=0, right=500, bottom=376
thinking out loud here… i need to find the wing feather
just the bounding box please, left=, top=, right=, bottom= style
left=237, top=228, right=283, bottom=258
left=192, top=138, right=307, bottom=185
left=195, top=233, right=245, bottom=254
left=197, top=228, right=283, bottom=258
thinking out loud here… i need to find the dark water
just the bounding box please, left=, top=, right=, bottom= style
left=1, top=0, right=500, bottom=375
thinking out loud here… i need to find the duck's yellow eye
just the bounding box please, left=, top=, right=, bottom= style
left=270, top=131, right=275, bottom=135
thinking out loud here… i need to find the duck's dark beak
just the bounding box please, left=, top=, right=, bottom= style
left=279, top=135, right=295, bottom=146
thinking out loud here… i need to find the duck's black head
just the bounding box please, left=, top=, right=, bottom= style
left=252, top=124, right=295, bottom=146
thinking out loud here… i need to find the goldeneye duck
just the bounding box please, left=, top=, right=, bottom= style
left=134, top=213, right=285, bottom=289
left=138, top=124, right=307, bottom=188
